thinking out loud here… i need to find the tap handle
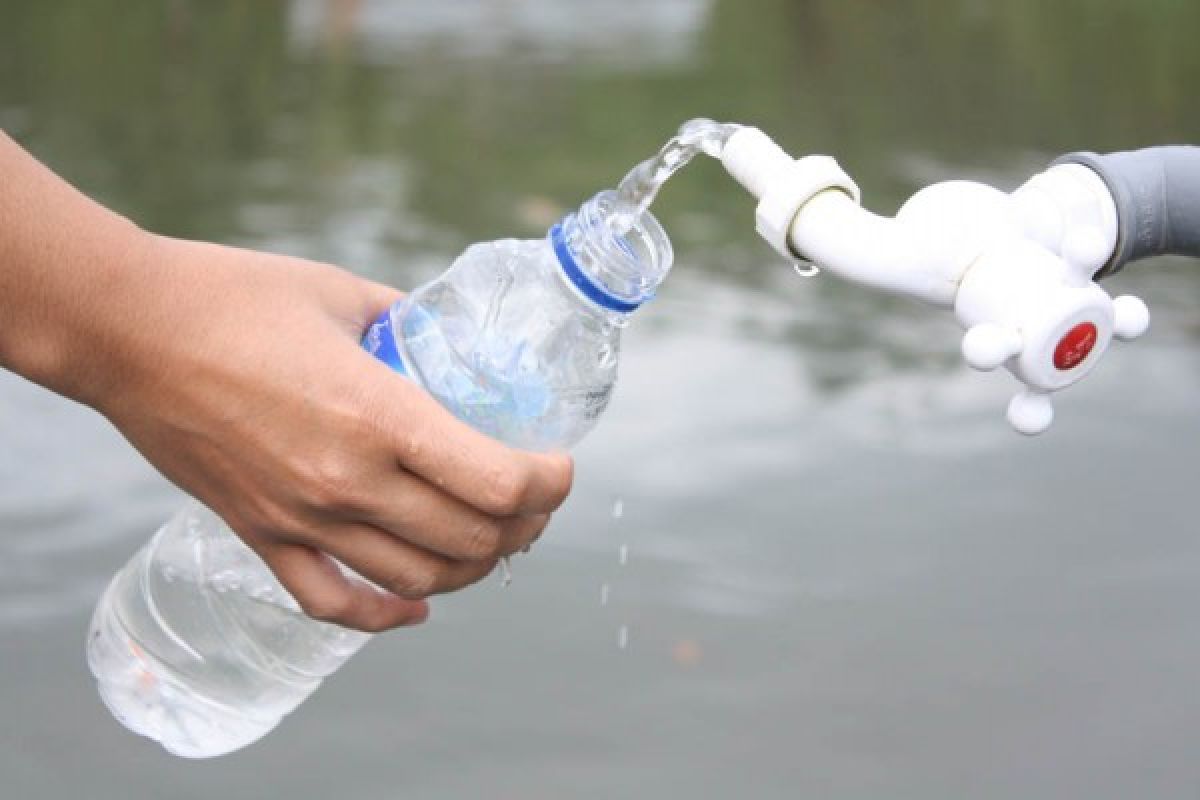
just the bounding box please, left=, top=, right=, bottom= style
left=961, top=323, right=1023, bottom=371
left=1007, top=390, right=1055, bottom=435
left=1112, top=294, right=1150, bottom=341
left=955, top=237, right=1150, bottom=435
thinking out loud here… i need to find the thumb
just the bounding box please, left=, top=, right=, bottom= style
left=360, top=278, right=405, bottom=319
left=336, top=276, right=406, bottom=339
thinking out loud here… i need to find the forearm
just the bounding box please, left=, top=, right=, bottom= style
left=0, top=131, right=152, bottom=405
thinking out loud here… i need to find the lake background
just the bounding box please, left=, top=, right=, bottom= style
left=2, top=1, right=1199, bottom=798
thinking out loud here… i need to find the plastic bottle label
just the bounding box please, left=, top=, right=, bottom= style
left=363, top=308, right=409, bottom=376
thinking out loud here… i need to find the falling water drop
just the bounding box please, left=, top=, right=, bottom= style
left=793, top=261, right=820, bottom=278
left=612, top=497, right=625, bottom=519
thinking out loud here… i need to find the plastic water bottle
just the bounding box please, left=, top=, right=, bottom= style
left=86, top=189, right=674, bottom=758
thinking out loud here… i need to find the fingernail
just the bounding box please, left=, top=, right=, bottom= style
left=405, top=600, right=431, bottom=626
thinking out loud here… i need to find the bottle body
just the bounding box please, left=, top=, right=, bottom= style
left=370, top=237, right=621, bottom=450
left=88, top=502, right=368, bottom=758
left=88, top=192, right=673, bottom=757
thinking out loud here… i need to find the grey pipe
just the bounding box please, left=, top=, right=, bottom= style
left=1054, top=146, right=1200, bottom=278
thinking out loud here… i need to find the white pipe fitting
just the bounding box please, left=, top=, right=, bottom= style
left=723, top=127, right=1018, bottom=307
left=721, top=128, right=860, bottom=263
left=1011, top=163, right=1119, bottom=281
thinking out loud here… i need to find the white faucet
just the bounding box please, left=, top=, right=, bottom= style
left=720, top=128, right=1150, bottom=435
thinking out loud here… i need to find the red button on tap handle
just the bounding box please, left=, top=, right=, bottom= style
left=1053, top=322, right=1098, bottom=371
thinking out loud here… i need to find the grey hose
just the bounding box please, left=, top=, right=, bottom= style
left=1054, top=146, right=1200, bottom=278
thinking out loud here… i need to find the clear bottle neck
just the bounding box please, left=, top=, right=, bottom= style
left=549, top=190, right=674, bottom=318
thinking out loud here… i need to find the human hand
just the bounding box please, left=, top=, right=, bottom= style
left=77, top=235, right=573, bottom=632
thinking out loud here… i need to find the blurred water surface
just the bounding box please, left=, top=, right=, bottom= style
left=2, top=1, right=1200, bottom=798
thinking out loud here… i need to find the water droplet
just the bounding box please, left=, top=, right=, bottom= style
left=600, top=583, right=610, bottom=606
left=617, top=625, right=629, bottom=650
left=793, top=261, right=820, bottom=278
left=499, top=556, right=513, bottom=588
left=611, top=498, right=625, bottom=519
left=618, top=544, right=629, bottom=566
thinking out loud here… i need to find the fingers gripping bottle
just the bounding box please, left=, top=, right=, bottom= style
left=87, top=190, right=674, bottom=758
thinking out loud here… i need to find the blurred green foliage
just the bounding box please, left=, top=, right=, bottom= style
left=2, top=0, right=1197, bottom=248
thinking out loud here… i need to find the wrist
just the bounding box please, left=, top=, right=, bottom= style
left=12, top=218, right=160, bottom=410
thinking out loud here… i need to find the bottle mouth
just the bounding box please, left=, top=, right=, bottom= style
left=551, top=190, right=674, bottom=314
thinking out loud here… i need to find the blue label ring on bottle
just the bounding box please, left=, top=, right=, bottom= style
left=550, top=223, right=644, bottom=314
left=363, top=308, right=409, bottom=376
